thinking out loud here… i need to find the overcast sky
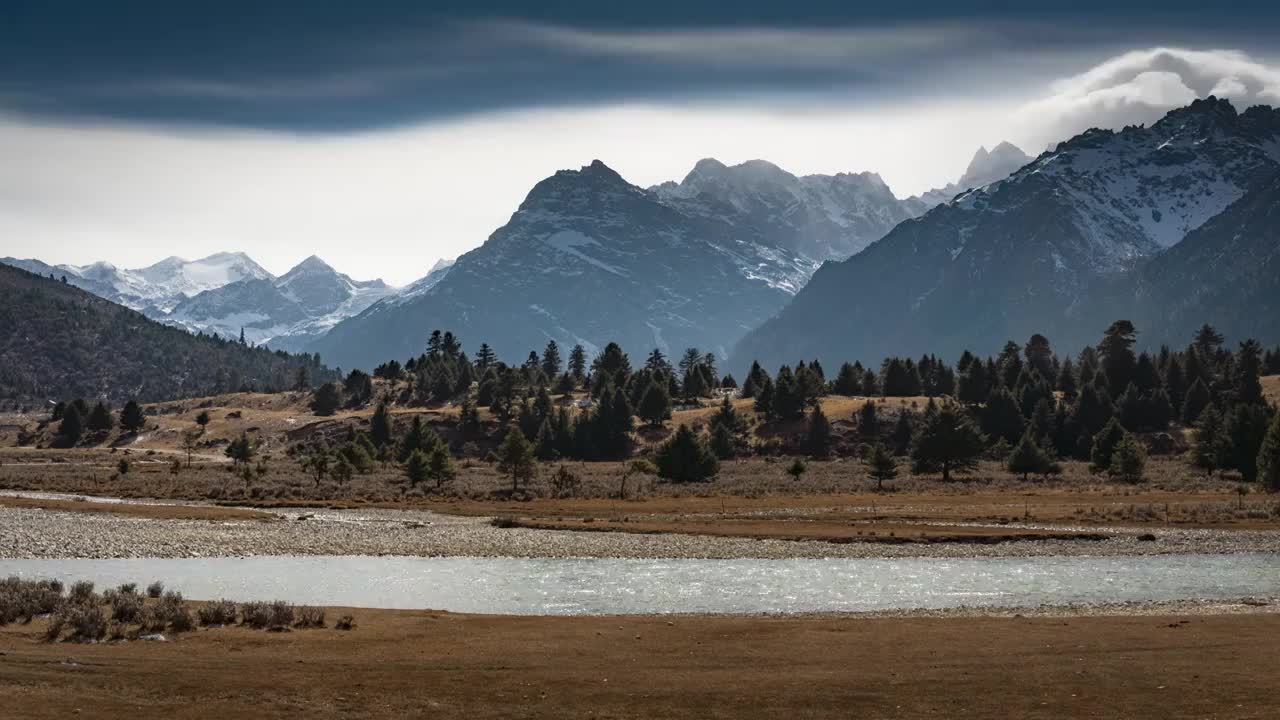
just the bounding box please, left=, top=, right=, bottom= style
left=3, top=2, right=1280, bottom=285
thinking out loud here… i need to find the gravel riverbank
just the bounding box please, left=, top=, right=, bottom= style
left=3, top=503, right=1280, bottom=560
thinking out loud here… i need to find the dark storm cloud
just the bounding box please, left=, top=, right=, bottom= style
left=2, top=1, right=1279, bottom=130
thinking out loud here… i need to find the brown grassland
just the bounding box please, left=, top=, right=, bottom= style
left=2, top=607, right=1279, bottom=719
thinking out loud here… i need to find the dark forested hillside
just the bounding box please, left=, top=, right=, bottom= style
left=0, top=264, right=336, bottom=404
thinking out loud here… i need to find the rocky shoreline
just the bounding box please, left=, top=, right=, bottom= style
left=3, top=503, right=1280, bottom=560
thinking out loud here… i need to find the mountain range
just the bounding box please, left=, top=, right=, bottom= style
left=732, top=97, right=1280, bottom=371
left=17, top=97, right=1278, bottom=380
left=6, top=143, right=1020, bottom=369
left=1, top=252, right=395, bottom=350
left=0, top=263, right=335, bottom=403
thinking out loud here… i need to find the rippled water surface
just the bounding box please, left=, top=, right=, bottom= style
left=1, top=554, right=1276, bottom=614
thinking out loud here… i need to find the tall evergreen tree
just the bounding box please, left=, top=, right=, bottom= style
left=58, top=405, right=84, bottom=445
left=806, top=404, right=832, bottom=458
left=655, top=424, right=719, bottom=483
left=541, top=340, right=562, bottom=379
left=857, top=400, right=879, bottom=440
left=474, top=343, right=497, bottom=372
left=492, top=427, right=537, bottom=492
left=981, top=389, right=1024, bottom=446
left=1024, top=334, right=1055, bottom=380
left=638, top=382, right=673, bottom=427
left=910, top=403, right=987, bottom=482
left=568, top=344, right=587, bottom=380
left=1225, top=404, right=1272, bottom=482
left=1089, top=418, right=1127, bottom=473
left=1108, top=432, right=1147, bottom=482
left=1181, top=378, right=1212, bottom=425
left=1056, top=358, right=1078, bottom=401
left=1007, top=430, right=1056, bottom=480
left=864, top=442, right=898, bottom=491
left=119, top=400, right=145, bottom=434
left=1258, top=411, right=1280, bottom=492
left=1191, top=406, right=1228, bottom=476
left=1097, top=320, right=1139, bottom=396
left=1235, top=339, right=1265, bottom=407
left=87, top=402, right=114, bottom=432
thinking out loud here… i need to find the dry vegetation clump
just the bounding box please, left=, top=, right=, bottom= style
left=146, top=581, right=164, bottom=598
left=0, top=577, right=63, bottom=625
left=197, top=599, right=239, bottom=626
left=294, top=606, right=326, bottom=628
left=240, top=600, right=295, bottom=630
left=335, top=614, right=356, bottom=631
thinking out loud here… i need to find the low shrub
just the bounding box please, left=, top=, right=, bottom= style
left=335, top=614, right=356, bottom=631
left=198, top=599, right=239, bottom=626
left=69, top=580, right=95, bottom=604
left=241, top=600, right=294, bottom=630
left=47, top=604, right=108, bottom=643
left=146, top=581, right=164, bottom=598
left=294, top=606, right=325, bottom=628
left=1, top=577, right=64, bottom=625
left=109, top=590, right=144, bottom=624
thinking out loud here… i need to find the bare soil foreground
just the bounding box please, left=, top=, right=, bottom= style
left=2, top=609, right=1278, bottom=719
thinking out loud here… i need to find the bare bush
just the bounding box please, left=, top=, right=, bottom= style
left=1, top=577, right=65, bottom=625
left=294, top=606, right=325, bottom=628
left=47, top=604, right=108, bottom=643
left=147, top=581, right=164, bottom=598
left=69, top=580, right=95, bottom=604
left=241, top=600, right=295, bottom=630
left=109, top=590, right=144, bottom=624
left=198, top=599, right=239, bottom=626
left=335, top=614, right=356, bottom=631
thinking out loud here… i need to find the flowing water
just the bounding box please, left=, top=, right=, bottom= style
left=1, top=553, right=1277, bottom=615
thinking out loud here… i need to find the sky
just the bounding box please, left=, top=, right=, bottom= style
left=3, top=2, right=1280, bottom=285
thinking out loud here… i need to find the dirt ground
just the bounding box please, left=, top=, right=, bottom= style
left=0, top=495, right=273, bottom=522
left=1, top=609, right=1278, bottom=719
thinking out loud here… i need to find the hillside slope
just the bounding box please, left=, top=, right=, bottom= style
left=309, top=160, right=817, bottom=369
left=732, top=99, right=1280, bottom=370
left=0, top=264, right=335, bottom=404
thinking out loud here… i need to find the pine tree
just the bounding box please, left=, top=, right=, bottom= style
left=890, top=410, right=915, bottom=455
left=857, top=400, right=879, bottom=440
left=1258, top=411, right=1280, bottom=492
left=87, top=402, right=114, bottom=432
left=1057, top=358, right=1078, bottom=401
left=806, top=404, right=832, bottom=458
left=1089, top=418, right=1127, bottom=473
left=864, top=442, right=898, bottom=491
left=541, top=340, right=562, bottom=379
left=1224, top=404, right=1272, bottom=482
left=534, top=418, right=559, bottom=460
left=1181, top=378, right=1212, bottom=425
left=1117, top=382, right=1143, bottom=430
left=1191, top=405, right=1226, bottom=475
left=370, top=403, right=393, bottom=447
left=403, top=449, right=429, bottom=486
left=655, top=424, right=719, bottom=483
left=492, top=428, right=537, bottom=492
left=568, top=344, right=588, bottom=380
left=475, top=343, right=497, bottom=372
left=120, top=400, right=145, bottom=433
left=1193, top=324, right=1224, bottom=358
left=58, top=405, right=84, bottom=445
left=980, top=389, right=1024, bottom=446
left=833, top=362, right=861, bottom=396
left=310, top=382, right=342, bottom=416
left=910, top=403, right=986, bottom=482
left=1235, top=339, right=1265, bottom=407
left=709, top=421, right=736, bottom=460
left=1007, top=431, right=1056, bottom=480
left=1070, top=383, right=1113, bottom=439
left=1108, top=432, right=1146, bottom=482
left=1024, top=334, right=1055, bottom=380
left=638, top=382, right=672, bottom=427
left=427, top=446, right=457, bottom=489
left=1098, top=320, right=1139, bottom=395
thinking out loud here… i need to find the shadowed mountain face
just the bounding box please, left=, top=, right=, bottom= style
left=309, top=160, right=819, bottom=370
left=0, top=263, right=335, bottom=403
left=732, top=99, right=1280, bottom=371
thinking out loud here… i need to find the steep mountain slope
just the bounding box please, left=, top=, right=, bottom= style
left=1109, top=172, right=1280, bottom=343
left=651, top=160, right=920, bottom=261
left=309, top=160, right=817, bottom=370
left=166, top=256, right=396, bottom=347
left=732, top=99, right=1280, bottom=371
left=0, top=264, right=334, bottom=403
left=651, top=145, right=1031, bottom=262
left=1, top=252, right=272, bottom=314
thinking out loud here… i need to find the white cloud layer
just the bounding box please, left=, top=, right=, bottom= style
left=2, top=46, right=1279, bottom=286
left=1014, top=47, right=1280, bottom=150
